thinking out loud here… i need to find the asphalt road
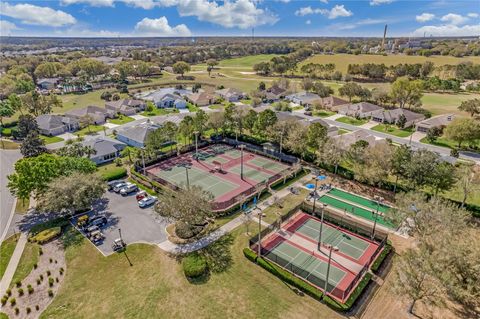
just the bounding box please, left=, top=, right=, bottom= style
left=0, top=149, right=21, bottom=241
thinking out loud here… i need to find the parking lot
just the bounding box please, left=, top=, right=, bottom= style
left=72, top=188, right=169, bottom=256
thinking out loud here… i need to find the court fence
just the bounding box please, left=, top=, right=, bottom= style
left=249, top=200, right=388, bottom=303
left=135, top=140, right=301, bottom=212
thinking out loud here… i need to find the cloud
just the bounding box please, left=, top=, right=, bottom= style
left=0, top=20, right=19, bottom=35
left=370, top=0, right=394, bottom=5
left=412, top=24, right=480, bottom=37
left=334, top=18, right=387, bottom=30
left=296, top=4, right=352, bottom=19
left=61, top=0, right=159, bottom=9
left=135, top=16, right=191, bottom=36
left=467, top=13, right=479, bottom=18
left=320, top=0, right=328, bottom=3
left=416, top=13, right=435, bottom=23
left=157, top=0, right=278, bottom=29
left=440, top=13, right=468, bottom=25
left=306, top=20, right=311, bottom=25
left=0, top=2, right=77, bottom=27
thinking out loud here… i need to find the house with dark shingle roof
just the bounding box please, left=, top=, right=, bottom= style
left=36, top=114, right=79, bottom=136
left=371, top=108, right=425, bottom=128
left=215, top=88, right=246, bottom=102
left=65, top=105, right=115, bottom=125
left=415, top=114, right=454, bottom=132
left=186, top=92, right=218, bottom=106
left=285, top=92, right=322, bottom=107
left=83, top=137, right=126, bottom=165
left=105, top=99, right=145, bottom=115
left=331, top=130, right=385, bottom=150
left=115, top=122, right=160, bottom=148
left=320, top=96, right=350, bottom=111
left=338, top=102, right=383, bottom=118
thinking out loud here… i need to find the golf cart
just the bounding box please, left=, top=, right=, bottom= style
left=112, top=238, right=126, bottom=252
left=77, top=215, right=89, bottom=229
left=90, top=230, right=105, bottom=245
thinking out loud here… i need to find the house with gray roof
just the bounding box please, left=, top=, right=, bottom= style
left=371, top=108, right=425, bottom=128
left=285, top=92, right=322, bottom=107
left=36, top=114, right=79, bottom=136
left=215, top=88, right=246, bottom=102
left=415, top=114, right=454, bottom=133
left=105, top=99, right=145, bottom=115
left=37, top=78, right=60, bottom=90
left=65, top=105, right=115, bottom=125
left=331, top=130, right=384, bottom=150
left=115, top=122, right=160, bottom=148
left=320, top=96, right=350, bottom=111
left=83, top=137, right=126, bottom=165
left=338, top=102, right=383, bottom=118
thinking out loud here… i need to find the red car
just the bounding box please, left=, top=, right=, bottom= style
left=136, top=190, right=147, bottom=201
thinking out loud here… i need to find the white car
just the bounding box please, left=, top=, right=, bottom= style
left=138, top=196, right=157, bottom=208
left=113, top=182, right=128, bottom=193
left=120, top=183, right=139, bottom=196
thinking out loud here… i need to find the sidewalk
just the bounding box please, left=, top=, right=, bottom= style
left=0, top=232, right=27, bottom=296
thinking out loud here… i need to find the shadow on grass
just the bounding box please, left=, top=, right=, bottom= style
left=198, top=233, right=234, bottom=274
left=60, top=225, right=84, bottom=250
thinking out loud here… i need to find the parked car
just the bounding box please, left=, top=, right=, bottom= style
left=108, top=180, right=124, bottom=191
left=113, top=182, right=128, bottom=193
left=77, top=215, right=89, bottom=228
left=112, top=238, right=126, bottom=252
left=136, top=190, right=147, bottom=201
left=90, top=230, right=105, bottom=245
left=88, top=216, right=108, bottom=228
left=86, top=225, right=99, bottom=237
left=120, top=183, right=138, bottom=196
left=138, top=196, right=157, bottom=208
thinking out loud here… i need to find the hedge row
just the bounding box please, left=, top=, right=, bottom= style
left=323, top=272, right=373, bottom=312
left=370, top=243, right=393, bottom=273
left=182, top=253, right=208, bottom=278
left=29, top=217, right=69, bottom=236
left=100, top=167, right=127, bottom=181
left=243, top=248, right=323, bottom=301
left=30, top=227, right=61, bottom=244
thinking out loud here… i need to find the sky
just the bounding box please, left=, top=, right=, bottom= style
left=0, top=0, right=478, bottom=38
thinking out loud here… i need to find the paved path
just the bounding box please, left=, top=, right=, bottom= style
left=0, top=232, right=27, bottom=296
left=0, top=149, right=22, bottom=241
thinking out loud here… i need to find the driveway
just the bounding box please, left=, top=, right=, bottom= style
left=77, top=190, right=169, bottom=255
left=0, top=149, right=22, bottom=241
left=358, top=121, right=379, bottom=129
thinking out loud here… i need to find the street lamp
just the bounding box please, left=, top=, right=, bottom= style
left=194, top=131, right=199, bottom=160
left=239, top=144, right=245, bottom=180
left=141, top=147, right=146, bottom=175
left=371, top=195, right=384, bottom=240
left=179, top=162, right=191, bottom=189
left=318, top=203, right=327, bottom=251
left=324, top=244, right=339, bottom=296
left=256, top=207, right=263, bottom=258
left=312, top=175, right=326, bottom=216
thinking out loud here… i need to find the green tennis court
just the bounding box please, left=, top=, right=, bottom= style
left=264, top=240, right=346, bottom=293
left=328, top=188, right=390, bottom=214
left=294, top=217, right=370, bottom=260
left=319, top=195, right=394, bottom=228
left=158, top=165, right=238, bottom=198
left=249, top=157, right=287, bottom=173
left=228, top=164, right=272, bottom=183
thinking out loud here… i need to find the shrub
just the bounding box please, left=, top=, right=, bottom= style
left=10, top=298, right=16, bottom=306
left=39, top=247, right=43, bottom=255
left=46, top=270, right=51, bottom=276
left=36, top=279, right=41, bottom=285
left=175, top=221, right=204, bottom=239
left=27, top=307, right=31, bottom=314
left=48, top=289, right=54, bottom=297
left=27, top=285, right=34, bottom=294
left=39, top=274, right=44, bottom=280
left=182, top=253, right=208, bottom=278
left=56, top=277, right=59, bottom=283
left=371, top=243, right=393, bottom=273
left=6, top=288, right=11, bottom=296
left=35, top=305, right=39, bottom=311
left=243, top=248, right=323, bottom=301
left=15, top=280, right=21, bottom=287
left=33, top=263, right=38, bottom=269
left=1, top=296, right=7, bottom=305
left=15, top=307, right=19, bottom=314
left=49, top=258, right=53, bottom=263
left=17, top=288, right=24, bottom=296
left=48, top=277, right=54, bottom=287
left=30, top=227, right=61, bottom=244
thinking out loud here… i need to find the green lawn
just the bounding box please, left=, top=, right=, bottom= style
left=335, top=116, right=369, bottom=126
left=313, top=110, right=336, bottom=118
left=371, top=124, right=414, bottom=138
left=108, top=115, right=135, bottom=125
left=75, top=125, right=105, bottom=137
left=40, top=135, right=64, bottom=144
left=292, top=106, right=304, bottom=111
left=10, top=241, right=39, bottom=288
left=186, top=102, right=199, bottom=112
left=262, top=188, right=310, bottom=224
left=240, top=99, right=252, bottom=105
left=337, top=129, right=351, bottom=135
left=141, top=107, right=179, bottom=117
left=0, top=234, right=20, bottom=280
left=421, top=92, right=480, bottom=116
left=96, top=162, right=127, bottom=181
left=420, top=136, right=480, bottom=150
left=42, top=227, right=341, bottom=319
left=197, top=54, right=280, bottom=68
left=208, top=104, right=225, bottom=110
left=15, top=197, right=30, bottom=214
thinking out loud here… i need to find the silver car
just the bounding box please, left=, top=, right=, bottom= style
left=113, top=182, right=128, bottom=193
left=138, top=196, right=157, bottom=208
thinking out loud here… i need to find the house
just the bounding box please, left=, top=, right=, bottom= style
left=415, top=114, right=454, bottom=133
left=105, top=99, right=145, bottom=116
left=215, top=88, right=246, bottom=102
left=320, top=96, right=350, bottom=111
left=275, top=112, right=338, bottom=137
left=331, top=130, right=383, bottom=150
left=308, top=118, right=339, bottom=137
left=285, top=92, right=322, bottom=107
left=157, top=93, right=187, bottom=109
left=37, top=78, right=60, bottom=90
left=36, top=114, right=79, bottom=136
left=371, top=108, right=425, bottom=128
left=83, top=137, right=126, bottom=165
left=115, top=122, right=159, bottom=148
left=264, top=86, right=287, bottom=103
left=65, top=105, right=116, bottom=125
left=338, top=102, right=383, bottom=118
left=186, top=92, right=218, bottom=106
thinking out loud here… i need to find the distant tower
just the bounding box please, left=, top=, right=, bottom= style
left=381, top=24, right=388, bottom=51
left=252, top=27, right=254, bottom=41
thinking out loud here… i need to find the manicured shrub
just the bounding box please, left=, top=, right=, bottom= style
left=33, top=263, right=38, bottom=269
left=35, top=305, right=39, bottom=311
left=55, top=277, right=59, bottom=283
left=30, top=227, right=61, bottom=244
left=27, top=285, right=34, bottom=294
left=14, top=307, right=19, bottom=314
left=26, top=307, right=31, bottom=314
left=10, top=297, right=16, bottom=306
left=46, top=270, right=51, bottom=276
left=182, top=253, right=208, bottom=278
left=39, top=247, right=43, bottom=255
left=371, top=244, right=393, bottom=273
left=6, top=288, right=11, bottom=296
left=48, top=277, right=54, bottom=287
left=1, top=296, right=7, bottom=305
left=17, top=288, right=24, bottom=296
left=39, top=274, right=44, bottom=280
left=48, top=289, right=54, bottom=297
left=15, top=280, right=21, bottom=287
left=36, top=279, right=41, bottom=285
left=49, top=258, right=53, bottom=263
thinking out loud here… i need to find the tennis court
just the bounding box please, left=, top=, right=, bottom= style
left=257, top=211, right=382, bottom=302
left=319, top=188, right=394, bottom=228
left=144, top=144, right=290, bottom=208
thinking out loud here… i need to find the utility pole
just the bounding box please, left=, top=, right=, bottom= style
left=141, top=148, right=146, bottom=175
left=240, top=144, right=245, bottom=180
left=257, top=208, right=263, bottom=258
left=318, top=203, right=327, bottom=251
left=324, top=245, right=338, bottom=297
left=194, top=131, right=199, bottom=160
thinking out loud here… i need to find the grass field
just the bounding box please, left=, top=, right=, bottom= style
left=40, top=135, right=64, bottom=144
left=141, top=107, right=179, bottom=117
left=75, top=125, right=105, bottom=137
left=197, top=54, right=279, bottom=68
left=96, top=162, right=127, bottom=180
left=421, top=92, right=480, bottom=116
left=335, top=116, right=369, bottom=126
left=108, top=115, right=135, bottom=125
left=300, top=54, right=480, bottom=74
left=371, top=124, right=414, bottom=138
left=0, top=234, right=20, bottom=280
left=10, top=241, right=39, bottom=288
left=313, top=110, right=336, bottom=118
left=420, top=135, right=480, bottom=150
left=42, top=227, right=341, bottom=319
